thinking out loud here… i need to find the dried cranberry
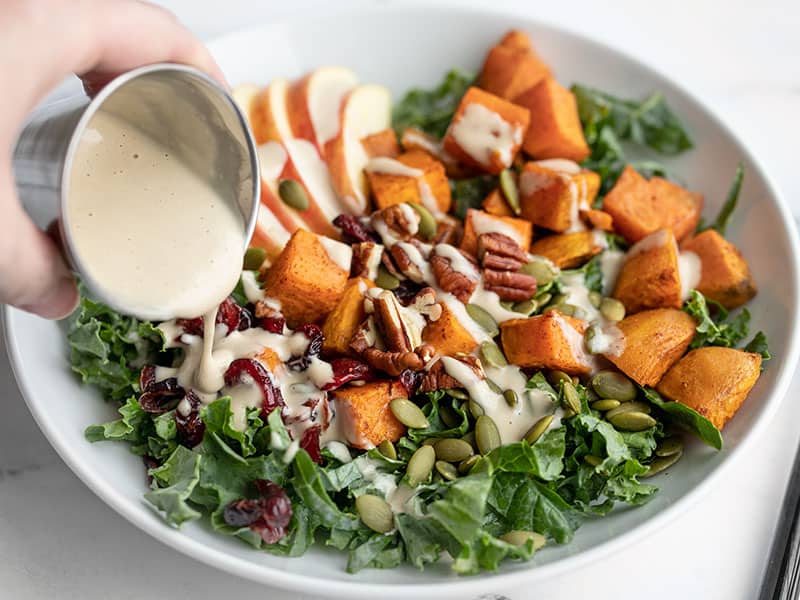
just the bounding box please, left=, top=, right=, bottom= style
left=288, top=324, right=324, bottom=371
left=175, top=391, right=205, bottom=448
left=224, top=358, right=284, bottom=417
left=253, top=480, right=293, bottom=529
left=176, top=297, right=246, bottom=337
left=321, top=358, right=376, bottom=390
left=238, top=305, right=254, bottom=331
left=139, top=377, right=185, bottom=414
left=223, top=499, right=262, bottom=527
left=300, top=426, right=322, bottom=463
left=333, top=214, right=379, bottom=244
left=224, top=480, right=293, bottom=544
left=175, top=316, right=203, bottom=336
left=394, top=279, right=423, bottom=305
left=143, top=455, right=160, bottom=484
left=139, top=364, right=156, bottom=392
left=258, top=315, right=285, bottom=334
left=399, top=369, right=423, bottom=396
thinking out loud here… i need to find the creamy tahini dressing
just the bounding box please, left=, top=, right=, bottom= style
left=68, top=111, right=246, bottom=322
left=449, top=103, right=521, bottom=167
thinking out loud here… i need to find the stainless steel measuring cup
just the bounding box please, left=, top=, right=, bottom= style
left=12, top=63, right=260, bottom=316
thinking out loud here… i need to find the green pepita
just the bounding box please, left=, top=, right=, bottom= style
left=458, top=454, right=480, bottom=475
left=562, top=380, right=583, bottom=414
left=584, top=454, right=602, bottom=467
left=447, top=388, right=469, bottom=400
left=479, top=341, right=508, bottom=368
left=375, top=265, right=400, bottom=290
left=584, top=324, right=605, bottom=355
left=486, top=378, right=503, bottom=394
left=588, top=290, right=603, bottom=309
left=512, top=299, right=538, bottom=316
left=407, top=202, right=437, bottom=240
left=461, top=431, right=477, bottom=451
left=547, top=370, right=572, bottom=387
left=500, top=530, right=546, bottom=550
left=499, top=169, right=521, bottom=215
left=562, top=407, right=577, bottom=419
left=435, top=460, right=459, bottom=481
left=590, top=370, right=637, bottom=401
left=422, top=437, right=438, bottom=447
left=605, top=401, right=652, bottom=419
left=600, top=297, right=626, bottom=322
left=278, top=178, right=309, bottom=210
left=468, top=399, right=485, bottom=418
left=503, top=389, right=519, bottom=408
left=390, top=398, right=429, bottom=429
left=475, top=415, right=501, bottom=455
left=466, top=303, right=499, bottom=337
left=591, top=398, right=621, bottom=412
left=377, top=439, right=397, bottom=460
left=439, top=404, right=461, bottom=428
left=243, top=246, right=267, bottom=270
left=521, top=259, right=557, bottom=286
left=608, top=411, right=657, bottom=432
left=406, top=445, right=436, bottom=485
left=534, top=292, right=552, bottom=307
left=644, top=450, right=683, bottom=478
left=434, top=438, right=473, bottom=462
left=655, top=437, right=684, bottom=458
left=356, top=494, right=394, bottom=533
left=524, top=414, right=554, bottom=445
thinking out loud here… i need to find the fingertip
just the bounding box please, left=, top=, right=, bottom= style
left=20, top=275, right=79, bottom=320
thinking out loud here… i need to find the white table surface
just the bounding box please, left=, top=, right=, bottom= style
left=2, top=0, right=799, bottom=598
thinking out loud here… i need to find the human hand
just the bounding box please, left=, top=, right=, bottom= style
left=0, top=0, right=225, bottom=319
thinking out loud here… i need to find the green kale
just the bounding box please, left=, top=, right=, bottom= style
left=392, top=69, right=474, bottom=138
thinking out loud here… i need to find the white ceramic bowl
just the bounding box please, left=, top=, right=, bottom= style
left=5, top=4, right=800, bottom=598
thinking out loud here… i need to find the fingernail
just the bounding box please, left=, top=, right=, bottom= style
left=21, top=276, right=79, bottom=320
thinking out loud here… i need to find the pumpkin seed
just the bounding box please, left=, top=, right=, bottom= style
left=499, top=169, right=521, bottom=215
left=447, top=388, right=469, bottom=400
left=278, top=178, right=309, bottom=210
left=524, top=414, right=554, bottom=445
left=356, top=494, right=394, bottom=533
left=521, top=259, right=557, bottom=286
left=600, top=297, right=626, bottom=322
left=534, top=292, right=552, bottom=306
left=591, top=398, right=621, bottom=412
left=406, top=445, right=436, bottom=485
left=562, top=407, right=576, bottom=419
left=584, top=324, right=605, bottom=355
left=377, top=440, right=397, bottom=460
left=503, top=389, right=519, bottom=408
left=562, top=380, right=582, bottom=414
left=608, top=411, right=657, bottom=432
left=390, top=398, right=429, bottom=429
left=434, top=438, right=473, bottom=462
left=475, top=415, right=501, bottom=455
left=407, top=202, right=437, bottom=240
left=512, top=299, right=537, bottom=316
left=439, top=404, right=461, bottom=428
left=479, top=341, right=508, bottom=368
left=466, top=303, right=499, bottom=336
left=500, top=530, right=546, bottom=550
left=544, top=302, right=576, bottom=317
left=605, top=400, right=652, bottom=419
left=243, top=246, right=267, bottom=270
left=655, top=437, right=684, bottom=457
left=435, top=460, right=459, bottom=481
left=644, top=449, right=683, bottom=478
left=468, top=399, right=485, bottom=418
left=486, top=378, right=503, bottom=394
left=422, top=437, right=438, bottom=447
left=590, top=370, right=637, bottom=401
left=588, top=290, right=603, bottom=309
left=375, top=265, right=400, bottom=290
left=547, top=370, right=572, bottom=387
left=461, top=431, right=477, bottom=451
left=458, top=454, right=480, bottom=475
left=500, top=300, right=515, bottom=310
left=584, top=454, right=602, bottom=467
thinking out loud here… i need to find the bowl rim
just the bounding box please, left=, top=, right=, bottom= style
left=5, top=2, right=800, bottom=597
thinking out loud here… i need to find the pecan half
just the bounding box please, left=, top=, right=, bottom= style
left=363, top=348, right=423, bottom=376
left=389, top=243, right=425, bottom=283
left=370, top=204, right=420, bottom=242
left=254, top=300, right=282, bottom=319
left=477, top=232, right=527, bottom=270
left=350, top=241, right=384, bottom=279
left=372, top=290, right=415, bottom=353
left=483, top=269, right=537, bottom=302
left=431, top=254, right=477, bottom=303
left=434, top=216, right=463, bottom=246
left=350, top=317, right=380, bottom=354
left=410, top=287, right=442, bottom=322
left=419, top=355, right=484, bottom=393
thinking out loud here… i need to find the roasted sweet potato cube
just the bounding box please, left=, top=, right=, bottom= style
left=322, top=277, right=375, bottom=356
left=257, top=347, right=283, bottom=372
left=603, top=308, right=696, bottom=386
left=529, top=231, right=602, bottom=269
left=478, top=30, right=551, bottom=100
left=460, top=208, right=532, bottom=257
left=514, top=78, right=590, bottom=162
left=366, top=150, right=451, bottom=214
left=681, top=229, right=756, bottom=309
left=361, top=128, right=400, bottom=159
left=399, top=128, right=472, bottom=179
left=613, top=229, right=682, bottom=313
left=261, top=229, right=351, bottom=328
left=443, top=87, right=530, bottom=174
left=482, top=188, right=514, bottom=217
left=332, top=380, right=407, bottom=449
left=423, top=301, right=479, bottom=356
left=581, top=208, right=614, bottom=231
left=656, top=347, right=762, bottom=430
left=501, top=312, right=591, bottom=375
left=603, top=166, right=703, bottom=243
left=519, top=161, right=601, bottom=231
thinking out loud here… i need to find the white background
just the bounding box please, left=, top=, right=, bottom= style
left=2, top=1, right=799, bottom=598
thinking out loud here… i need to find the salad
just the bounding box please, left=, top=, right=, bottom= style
left=68, top=30, right=770, bottom=575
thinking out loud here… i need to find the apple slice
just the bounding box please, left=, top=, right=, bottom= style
left=251, top=78, right=293, bottom=144
left=231, top=83, right=261, bottom=124
left=250, top=203, right=290, bottom=262
left=285, top=67, right=358, bottom=156
left=324, top=84, right=392, bottom=214
left=257, top=142, right=306, bottom=234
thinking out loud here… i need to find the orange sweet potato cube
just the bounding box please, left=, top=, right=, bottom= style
left=478, top=30, right=551, bottom=100
left=514, top=78, right=590, bottom=162
left=613, top=229, right=682, bottom=313
left=603, top=166, right=703, bottom=243
left=257, top=347, right=283, bottom=372
left=322, top=277, right=375, bottom=357
left=261, top=229, right=351, bottom=328
left=366, top=150, right=451, bottom=213
left=529, top=231, right=602, bottom=269
left=681, top=229, right=756, bottom=309
left=443, top=87, right=530, bottom=174
left=519, top=161, right=601, bottom=231
left=332, top=380, right=407, bottom=449
left=423, top=301, right=479, bottom=356
left=501, top=312, right=591, bottom=375
left=460, top=208, right=532, bottom=257
left=482, top=188, right=514, bottom=217
left=361, top=128, right=400, bottom=159
left=581, top=208, right=614, bottom=231
left=603, top=308, right=696, bottom=386
left=656, top=347, right=762, bottom=430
